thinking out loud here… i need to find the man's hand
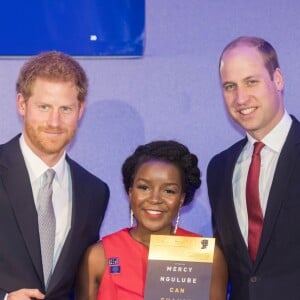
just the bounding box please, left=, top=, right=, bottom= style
left=7, top=289, right=45, bottom=300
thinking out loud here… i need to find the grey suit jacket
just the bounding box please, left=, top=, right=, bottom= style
left=207, top=116, right=300, bottom=300
left=0, top=135, right=109, bottom=299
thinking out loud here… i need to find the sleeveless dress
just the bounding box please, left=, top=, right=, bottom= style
left=97, top=227, right=200, bottom=300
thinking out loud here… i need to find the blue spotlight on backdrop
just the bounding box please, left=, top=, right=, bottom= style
left=0, top=0, right=145, bottom=57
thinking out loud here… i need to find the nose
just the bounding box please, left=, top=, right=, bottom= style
left=149, top=189, right=163, bottom=204
left=235, top=87, right=249, bottom=105
left=47, top=109, right=61, bottom=127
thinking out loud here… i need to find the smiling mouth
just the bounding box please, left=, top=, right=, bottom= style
left=43, top=129, right=65, bottom=135
left=45, top=131, right=62, bottom=134
left=145, top=209, right=163, bottom=215
left=239, top=107, right=256, bottom=115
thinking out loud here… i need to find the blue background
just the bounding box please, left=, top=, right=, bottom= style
left=0, top=0, right=144, bottom=56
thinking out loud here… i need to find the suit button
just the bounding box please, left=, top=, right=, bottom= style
left=250, top=276, right=257, bottom=283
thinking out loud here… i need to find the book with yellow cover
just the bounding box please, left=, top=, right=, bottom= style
left=144, top=235, right=215, bottom=300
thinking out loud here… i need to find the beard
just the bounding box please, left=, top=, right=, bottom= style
left=24, top=122, right=76, bottom=156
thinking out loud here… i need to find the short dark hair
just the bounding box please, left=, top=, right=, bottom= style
left=122, top=140, right=201, bottom=205
left=219, top=36, right=280, bottom=79
left=16, top=51, right=88, bottom=102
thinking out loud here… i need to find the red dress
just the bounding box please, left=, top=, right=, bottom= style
left=97, top=227, right=200, bottom=300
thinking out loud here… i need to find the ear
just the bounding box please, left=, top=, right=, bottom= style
left=17, top=93, right=26, bottom=116
left=78, top=100, right=86, bottom=120
left=179, top=193, right=185, bottom=207
left=273, top=68, right=284, bottom=92
left=128, top=187, right=133, bottom=202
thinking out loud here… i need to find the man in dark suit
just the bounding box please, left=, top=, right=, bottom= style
left=207, top=36, right=300, bottom=299
left=0, top=51, right=109, bottom=300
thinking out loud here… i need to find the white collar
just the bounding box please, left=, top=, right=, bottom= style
left=19, top=134, right=67, bottom=186
left=246, top=110, right=292, bottom=153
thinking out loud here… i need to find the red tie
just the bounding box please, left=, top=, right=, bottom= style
left=246, top=142, right=265, bottom=262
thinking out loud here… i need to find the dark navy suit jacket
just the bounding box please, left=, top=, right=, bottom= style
left=207, top=116, right=300, bottom=300
left=0, top=135, right=109, bottom=299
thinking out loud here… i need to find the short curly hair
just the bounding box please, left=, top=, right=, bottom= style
left=122, top=140, right=201, bottom=206
left=16, top=51, right=88, bottom=102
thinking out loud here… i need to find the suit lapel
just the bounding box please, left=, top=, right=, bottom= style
left=256, top=119, right=300, bottom=265
left=225, top=139, right=252, bottom=259
left=0, top=136, right=44, bottom=284
left=48, top=157, right=90, bottom=292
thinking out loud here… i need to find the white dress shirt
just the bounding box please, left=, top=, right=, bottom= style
left=19, top=135, right=72, bottom=268
left=232, top=111, right=292, bottom=245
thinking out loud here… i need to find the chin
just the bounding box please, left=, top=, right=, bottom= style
left=38, top=142, right=67, bottom=155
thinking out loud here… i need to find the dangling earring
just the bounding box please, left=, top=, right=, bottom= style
left=173, top=210, right=180, bottom=235
left=130, top=209, right=134, bottom=228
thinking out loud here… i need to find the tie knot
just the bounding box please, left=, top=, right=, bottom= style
left=44, top=169, right=56, bottom=186
left=253, top=142, right=265, bottom=156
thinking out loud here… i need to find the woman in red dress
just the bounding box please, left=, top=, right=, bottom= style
left=76, top=140, right=227, bottom=300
